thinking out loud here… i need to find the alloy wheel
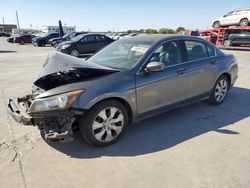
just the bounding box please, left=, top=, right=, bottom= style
left=214, top=78, right=228, bottom=102
left=92, top=107, right=124, bottom=143
left=71, top=49, right=79, bottom=57
left=240, top=19, right=249, bottom=27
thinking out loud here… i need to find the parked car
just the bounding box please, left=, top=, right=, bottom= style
left=13, top=34, right=36, bottom=45
left=212, top=8, right=250, bottom=28
left=7, top=36, right=15, bottom=43
left=113, top=33, right=127, bottom=40
left=178, top=30, right=199, bottom=36
left=32, top=32, right=59, bottom=47
left=0, top=32, right=10, bottom=37
left=224, top=31, right=250, bottom=46
left=198, top=30, right=218, bottom=44
left=49, top=32, right=87, bottom=47
left=56, top=33, right=114, bottom=57
left=8, top=35, right=238, bottom=147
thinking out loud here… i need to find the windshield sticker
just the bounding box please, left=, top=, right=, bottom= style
left=131, top=46, right=148, bottom=53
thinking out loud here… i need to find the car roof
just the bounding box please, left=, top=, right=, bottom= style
left=120, top=34, right=204, bottom=44
left=235, top=8, right=250, bottom=11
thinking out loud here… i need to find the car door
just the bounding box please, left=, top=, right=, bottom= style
left=95, top=35, right=111, bottom=51
left=221, top=11, right=236, bottom=25
left=136, top=40, right=189, bottom=116
left=183, top=40, right=217, bottom=99
left=79, top=35, right=96, bottom=54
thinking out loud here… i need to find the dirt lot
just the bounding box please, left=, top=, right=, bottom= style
left=0, top=37, right=250, bottom=188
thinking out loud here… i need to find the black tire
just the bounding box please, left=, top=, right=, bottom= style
left=20, top=40, right=25, bottom=45
left=239, top=18, right=249, bottom=27
left=79, top=100, right=128, bottom=147
left=38, top=41, right=46, bottom=47
left=213, top=21, right=221, bottom=29
left=208, top=75, right=229, bottom=105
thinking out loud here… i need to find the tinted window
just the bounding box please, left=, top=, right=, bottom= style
left=206, top=43, right=215, bottom=57
left=51, top=33, right=58, bottom=37
left=184, top=41, right=208, bottom=61
left=225, top=11, right=234, bottom=17
left=83, top=35, right=95, bottom=42
left=96, top=35, right=107, bottom=41
left=148, top=40, right=183, bottom=67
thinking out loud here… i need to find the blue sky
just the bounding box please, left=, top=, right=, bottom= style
left=0, top=0, right=249, bottom=31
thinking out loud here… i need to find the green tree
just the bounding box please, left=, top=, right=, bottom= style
left=176, top=26, right=185, bottom=33
left=159, top=28, right=175, bottom=34
left=138, top=29, right=145, bottom=33
left=145, top=28, right=158, bottom=34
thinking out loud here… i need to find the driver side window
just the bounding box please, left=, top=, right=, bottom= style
left=148, top=40, right=183, bottom=67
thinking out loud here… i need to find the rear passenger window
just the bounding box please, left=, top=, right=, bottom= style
left=206, top=43, right=216, bottom=57
left=184, top=41, right=208, bottom=61
left=96, top=35, right=107, bottom=41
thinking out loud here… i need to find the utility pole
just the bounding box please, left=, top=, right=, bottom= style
left=2, top=17, right=4, bottom=32
left=16, top=10, right=20, bottom=32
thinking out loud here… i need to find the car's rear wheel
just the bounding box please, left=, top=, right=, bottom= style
left=224, top=39, right=232, bottom=46
left=20, top=40, right=25, bottom=45
left=213, top=21, right=221, bottom=29
left=70, top=49, right=79, bottom=57
left=208, top=75, right=229, bottom=105
left=38, top=41, right=45, bottom=47
left=79, top=100, right=128, bottom=147
left=239, top=18, right=249, bottom=27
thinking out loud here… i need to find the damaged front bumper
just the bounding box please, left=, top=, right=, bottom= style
left=8, top=95, right=83, bottom=142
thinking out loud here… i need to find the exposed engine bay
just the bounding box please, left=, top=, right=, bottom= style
left=8, top=52, right=118, bottom=142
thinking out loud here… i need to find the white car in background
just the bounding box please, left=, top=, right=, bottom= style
left=212, top=8, right=250, bottom=28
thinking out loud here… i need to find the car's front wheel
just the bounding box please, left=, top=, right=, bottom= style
left=208, top=75, right=229, bottom=105
left=70, top=49, right=79, bottom=57
left=239, top=18, right=249, bottom=27
left=79, top=100, right=128, bottom=147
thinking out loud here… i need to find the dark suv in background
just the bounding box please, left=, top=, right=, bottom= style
left=14, top=34, right=36, bottom=44
left=32, top=32, right=59, bottom=47
left=56, top=33, right=114, bottom=57
left=224, top=31, right=250, bottom=46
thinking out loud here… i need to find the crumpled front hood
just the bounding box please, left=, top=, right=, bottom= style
left=33, top=52, right=118, bottom=91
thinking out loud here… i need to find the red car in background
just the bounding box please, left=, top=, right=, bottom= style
left=178, top=30, right=200, bottom=36
left=13, top=34, right=36, bottom=45
left=178, top=29, right=218, bottom=45
left=198, top=29, right=218, bottom=45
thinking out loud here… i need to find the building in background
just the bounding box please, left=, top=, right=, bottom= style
left=0, top=24, right=17, bottom=33
left=12, top=28, right=37, bottom=34
left=40, top=25, right=75, bottom=34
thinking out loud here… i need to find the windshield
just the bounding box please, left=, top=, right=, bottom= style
left=62, top=33, right=71, bottom=39
left=71, top=34, right=84, bottom=42
left=87, top=40, right=153, bottom=70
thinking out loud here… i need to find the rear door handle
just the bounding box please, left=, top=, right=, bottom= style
left=177, top=68, right=187, bottom=75
left=210, top=60, right=218, bottom=65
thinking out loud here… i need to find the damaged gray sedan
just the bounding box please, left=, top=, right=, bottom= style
left=8, top=35, right=238, bottom=146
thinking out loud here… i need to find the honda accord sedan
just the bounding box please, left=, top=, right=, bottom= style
left=8, top=35, right=238, bottom=147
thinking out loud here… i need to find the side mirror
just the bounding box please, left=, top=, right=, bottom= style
left=145, top=62, right=165, bottom=72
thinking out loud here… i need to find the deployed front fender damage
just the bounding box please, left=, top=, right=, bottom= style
left=7, top=52, right=118, bottom=142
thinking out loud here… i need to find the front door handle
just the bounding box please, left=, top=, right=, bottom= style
left=210, top=60, right=218, bottom=65
left=177, top=68, right=187, bottom=75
